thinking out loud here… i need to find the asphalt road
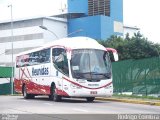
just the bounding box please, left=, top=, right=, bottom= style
left=0, top=96, right=160, bottom=120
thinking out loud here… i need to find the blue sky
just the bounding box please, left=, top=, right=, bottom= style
left=0, top=0, right=160, bottom=43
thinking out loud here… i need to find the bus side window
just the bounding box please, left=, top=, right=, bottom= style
left=16, top=56, right=22, bottom=67
left=28, top=51, right=39, bottom=65
left=39, top=48, right=50, bottom=63
left=52, top=48, right=69, bottom=76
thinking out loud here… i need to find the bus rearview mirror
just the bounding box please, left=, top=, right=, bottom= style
left=67, top=52, right=71, bottom=60
left=106, top=48, right=119, bottom=61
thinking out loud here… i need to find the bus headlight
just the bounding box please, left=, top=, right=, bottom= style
left=70, top=83, right=82, bottom=89
left=105, top=84, right=113, bottom=89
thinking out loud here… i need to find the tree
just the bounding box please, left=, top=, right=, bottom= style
left=99, top=32, right=160, bottom=60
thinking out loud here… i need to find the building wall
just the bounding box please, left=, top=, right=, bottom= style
left=68, top=0, right=88, bottom=14
left=123, top=26, right=140, bottom=38
left=67, top=0, right=123, bottom=40
left=43, top=18, right=67, bottom=41
left=0, top=19, right=43, bottom=66
left=68, top=16, right=101, bottom=39
left=101, top=16, right=113, bottom=40
left=110, top=0, right=123, bottom=21
left=0, top=18, right=67, bottom=67
left=111, top=0, right=123, bottom=37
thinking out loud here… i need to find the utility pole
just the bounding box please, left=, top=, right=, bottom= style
left=8, top=4, right=14, bottom=95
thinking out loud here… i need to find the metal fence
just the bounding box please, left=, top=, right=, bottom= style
left=0, top=67, right=12, bottom=95
left=0, top=83, right=11, bottom=95
left=112, top=57, right=160, bottom=96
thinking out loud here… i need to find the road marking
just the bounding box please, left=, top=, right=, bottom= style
left=22, top=100, right=29, bottom=102
left=73, top=108, right=89, bottom=112
left=44, top=103, right=53, bottom=105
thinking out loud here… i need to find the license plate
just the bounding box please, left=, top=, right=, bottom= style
left=90, top=91, right=97, bottom=94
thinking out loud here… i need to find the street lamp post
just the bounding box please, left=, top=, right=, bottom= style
left=8, top=4, right=14, bottom=95
left=39, top=25, right=83, bottom=39
left=67, top=29, right=83, bottom=37
left=39, top=25, right=59, bottom=39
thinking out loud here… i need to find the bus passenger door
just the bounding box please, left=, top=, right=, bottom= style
left=52, top=48, right=69, bottom=93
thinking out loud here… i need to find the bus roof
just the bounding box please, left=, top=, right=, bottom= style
left=16, top=36, right=106, bottom=56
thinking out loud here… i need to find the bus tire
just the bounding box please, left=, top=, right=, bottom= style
left=54, top=94, right=62, bottom=102
left=50, top=84, right=61, bottom=102
left=86, top=97, right=95, bottom=102
left=23, top=85, right=30, bottom=99
left=22, top=85, right=35, bottom=99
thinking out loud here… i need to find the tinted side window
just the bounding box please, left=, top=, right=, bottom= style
left=52, top=48, right=69, bottom=76
left=16, top=48, right=51, bottom=67
left=16, top=54, right=29, bottom=67
left=16, top=56, right=24, bottom=67
left=29, top=51, right=39, bottom=65
left=28, top=48, right=50, bottom=65
left=39, top=48, right=50, bottom=63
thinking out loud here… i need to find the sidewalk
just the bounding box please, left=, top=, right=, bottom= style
left=96, top=97, right=160, bottom=106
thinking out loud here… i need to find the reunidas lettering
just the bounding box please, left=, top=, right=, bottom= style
left=32, top=66, right=49, bottom=76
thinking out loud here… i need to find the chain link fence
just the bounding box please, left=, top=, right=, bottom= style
left=112, top=57, right=160, bottom=97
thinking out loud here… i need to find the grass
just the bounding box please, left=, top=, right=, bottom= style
left=113, top=94, right=160, bottom=100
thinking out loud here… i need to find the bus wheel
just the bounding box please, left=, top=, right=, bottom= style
left=23, top=85, right=29, bottom=99
left=50, top=85, right=61, bottom=102
left=86, top=97, right=95, bottom=102
left=23, top=85, right=34, bottom=99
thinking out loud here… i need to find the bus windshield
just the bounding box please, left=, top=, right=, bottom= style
left=70, top=49, right=111, bottom=81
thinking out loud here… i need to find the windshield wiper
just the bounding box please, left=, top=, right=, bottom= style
left=82, top=72, right=111, bottom=79
left=73, top=73, right=84, bottom=79
left=97, top=73, right=111, bottom=79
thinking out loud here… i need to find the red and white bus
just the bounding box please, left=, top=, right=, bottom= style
left=14, top=36, right=118, bottom=102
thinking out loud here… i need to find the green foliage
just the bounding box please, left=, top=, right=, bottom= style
left=113, top=94, right=160, bottom=100
left=99, top=32, right=160, bottom=60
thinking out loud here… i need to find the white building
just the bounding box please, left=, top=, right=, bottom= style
left=123, top=25, right=140, bottom=38
left=0, top=16, right=67, bottom=66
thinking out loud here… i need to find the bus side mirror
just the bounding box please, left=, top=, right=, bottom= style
left=106, top=48, right=119, bottom=61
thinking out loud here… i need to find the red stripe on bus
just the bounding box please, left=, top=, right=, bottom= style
left=62, top=77, right=112, bottom=90
left=20, top=68, right=32, bottom=81
left=56, top=88, right=69, bottom=96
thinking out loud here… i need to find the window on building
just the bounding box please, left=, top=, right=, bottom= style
left=88, top=0, right=110, bottom=16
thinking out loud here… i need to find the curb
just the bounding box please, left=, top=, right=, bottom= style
left=96, top=97, right=160, bottom=106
